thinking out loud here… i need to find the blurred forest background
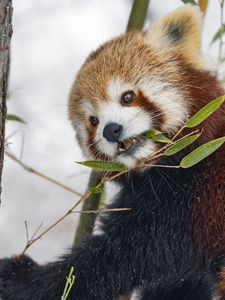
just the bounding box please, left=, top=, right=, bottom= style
left=1, top=0, right=224, bottom=263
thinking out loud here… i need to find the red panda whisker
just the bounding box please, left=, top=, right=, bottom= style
left=154, top=168, right=177, bottom=196
left=89, top=139, right=101, bottom=148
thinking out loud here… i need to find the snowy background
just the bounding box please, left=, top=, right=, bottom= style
left=0, top=0, right=223, bottom=263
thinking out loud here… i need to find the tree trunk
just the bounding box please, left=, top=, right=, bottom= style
left=0, top=0, right=12, bottom=202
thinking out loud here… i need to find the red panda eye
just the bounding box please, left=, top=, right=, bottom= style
left=89, top=116, right=99, bottom=126
left=120, top=91, right=135, bottom=105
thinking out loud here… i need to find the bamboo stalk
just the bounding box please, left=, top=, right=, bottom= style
left=72, top=0, right=151, bottom=253
left=127, top=0, right=150, bottom=32
left=73, top=171, right=102, bottom=247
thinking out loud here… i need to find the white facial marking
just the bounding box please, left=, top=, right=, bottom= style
left=95, top=101, right=153, bottom=164
left=140, top=77, right=189, bottom=132
left=76, top=76, right=188, bottom=168
left=107, top=77, right=132, bottom=101
left=88, top=77, right=156, bottom=167
left=98, top=102, right=151, bottom=140
left=105, top=78, right=152, bottom=139
left=80, top=100, right=96, bottom=116
left=71, top=121, right=90, bottom=157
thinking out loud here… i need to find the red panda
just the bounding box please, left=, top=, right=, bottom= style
left=0, top=5, right=225, bottom=300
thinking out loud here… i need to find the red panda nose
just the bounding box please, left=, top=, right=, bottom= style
left=103, top=123, right=123, bottom=142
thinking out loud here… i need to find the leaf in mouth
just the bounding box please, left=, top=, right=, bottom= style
left=144, top=130, right=172, bottom=144
left=118, top=137, right=142, bottom=153
left=118, top=139, right=134, bottom=152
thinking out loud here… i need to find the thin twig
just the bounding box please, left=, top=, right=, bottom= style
left=171, top=125, right=186, bottom=141
left=20, top=167, right=132, bottom=254
left=151, top=164, right=179, bottom=169
left=20, top=190, right=92, bottom=255
left=103, top=169, right=129, bottom=183
left=174, top=129, right=200, bottom=142
left=24, top=221, right=29, bottom=243
left=20, top=124, right=198, bottom=255
left=30, top=222, right=43, bottom=241
left=71, top=208, right=131, bottom=214
left=5, top=150, right=82, bottom=197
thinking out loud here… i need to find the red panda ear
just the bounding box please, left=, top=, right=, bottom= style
left=145, top=6, right=203, bottom=66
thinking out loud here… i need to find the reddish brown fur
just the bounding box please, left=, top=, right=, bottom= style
left=177, top=60, right=225, bottom=249
left=133, top=90, right=166, bottom=130
left=68, top=12, right=225, bottom=296
left=85, top=38, right=118, bottom=65
left=69, top=32, right=183, bottom=122
left=179, top=59, right=225, bottom=139
left=177, top=60, right=225, bottom=294
left=86, top=125, right=107, bottom=161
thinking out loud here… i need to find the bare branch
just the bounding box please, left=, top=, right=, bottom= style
left=5, top=150, right=83, bottom=197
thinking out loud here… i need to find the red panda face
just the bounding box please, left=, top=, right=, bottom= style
left=69, top=7, right=204, bottom=168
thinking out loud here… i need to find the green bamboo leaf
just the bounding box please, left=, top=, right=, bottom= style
left=78, top=160, right=127, bottom=172
left=185, top=96, right=225, bottom=128
left=99, top=188, right=107, bottom=209
left=164, top=133, right=201, bottom=156
left=151, top=135, right=173, bottom=144
left=61, top=266, right=75, bottom=300
left=6, top=114, right=26, bottom=124
left=145, top=129, right=162, bottom=136
left=211, top=24, right=225, bottom=44
left=90, top=186, right=104, bottom=194
left=144, top=130, right=172, bottom=144
left=180, top=136, right=225, bottom=168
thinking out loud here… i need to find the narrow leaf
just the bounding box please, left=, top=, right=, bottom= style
left=164, top=133, right=201, bottom=156
left=185, top=96, right=225, bottom=128
left=211, top=24, right=225, bottom=44
left=90, top=186, right=104, bottom=194
left=199, top=0, right=208, bottom=14
left=99, top=188, right=107, bottom=208
left=6, top=114, right=26, bottom=124
left=144, top=130, right=172, bottom=144
left=180, top=137, right=225, bottom=168
left=180, top=0, right=197, bottom=4
left=145, top=129, right=162, bottom=137
left=151, top=135, right=172, bottom=144
left=78, top=160, right=127, bottom=172
left=61, top=266, right=75, bottom=300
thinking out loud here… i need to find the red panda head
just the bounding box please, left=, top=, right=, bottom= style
left=69, top=6, right=205, bottom=168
